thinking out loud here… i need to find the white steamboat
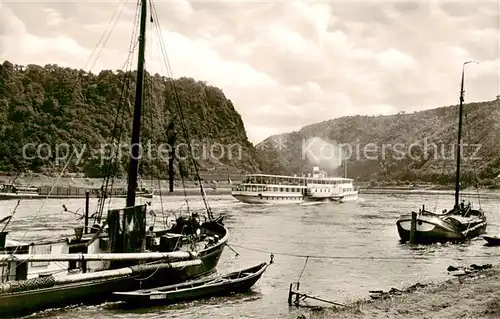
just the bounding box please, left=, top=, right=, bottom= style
left=231, top=167, right=358, bottom=204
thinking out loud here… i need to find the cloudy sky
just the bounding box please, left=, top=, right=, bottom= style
left=1, top=1, right=499, bottom=143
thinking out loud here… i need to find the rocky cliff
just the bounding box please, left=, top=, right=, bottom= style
left=0, top=61, right=260, bottom=179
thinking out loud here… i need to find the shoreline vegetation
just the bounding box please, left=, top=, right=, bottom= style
left=301, top=263, right=500, bottom=319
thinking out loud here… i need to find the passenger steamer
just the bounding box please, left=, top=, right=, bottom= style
left=231, top=167, right=358, bottom=204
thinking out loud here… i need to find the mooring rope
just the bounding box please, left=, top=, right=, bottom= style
left=297, top=256, right=309, bottom=282
left=229, top=243, right=500, bottom=260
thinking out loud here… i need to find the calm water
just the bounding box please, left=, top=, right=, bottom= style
left=2, top=191, right=500, bottom=319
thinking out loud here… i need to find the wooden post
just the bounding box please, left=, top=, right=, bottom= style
left=84, top=191, right=89, bottom=234
left=168, top=149, right=175, bottom=193
left=288, top=283, right=293, bottom=306
left=410, top=211, right=417, bottom=244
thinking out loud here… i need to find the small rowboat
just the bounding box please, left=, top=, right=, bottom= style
left=483, top=235, right=500, bottom=246
left=112, top=262, right=268, bottom=306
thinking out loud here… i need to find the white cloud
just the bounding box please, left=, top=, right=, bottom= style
left=170, top=0, right=194, bottom=20
left=45, top=8, right=63, bottom=27
left=377, top=48, right=415, bottom=70
left=449, top=46, right=472, bottom=61
left=1, top=1, right=498, bottom=144
left=1, top=6, right=92, bottom=67
left=148, top=30, right=276, bottom=89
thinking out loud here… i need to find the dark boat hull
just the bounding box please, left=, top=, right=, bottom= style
left=0, top=222, right=227, bottom=317
left=396, top=213, right=487, bottom=244
left=483, top=235, right=500, bottom=246
left=113, top=263, right=268, bottom=306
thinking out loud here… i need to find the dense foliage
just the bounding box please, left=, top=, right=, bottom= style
left=256, top=99, right=500, bottom=187
left=3, top=60, right=498, bottom=186
left=0, top=61, right=260, bottom=179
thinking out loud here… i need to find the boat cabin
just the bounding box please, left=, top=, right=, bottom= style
left=0, top=231, right=110, bottom=283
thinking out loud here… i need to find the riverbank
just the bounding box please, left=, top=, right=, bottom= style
left=302, top=264, right=500, bottom=319
left=157, top=187, right=232, bottom=196
left=356, top=181, right=500, bottom=191
left=359, top=187, right=500, bottom=199
left=0, top=175, right=231, bottom=190
left=0, top=174, right=233, bottom=199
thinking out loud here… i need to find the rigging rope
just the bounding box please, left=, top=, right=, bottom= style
left=143, top=2, right=193, bottom=216
left=84, top=0, right=129, bottom=72
left=463, top=102, right=482, bottom=209
left=142, top=40, right=167, bottom=226
left=11, top=152, right=75, bottom=255
left=1, top=200, right=20, bottom=233
left=149, top=1, right=214, bottom=220
left=4, top=0, right=133, bottom=232
left=145, top=19, right=157, bottom=209
left=95, top=2, right=142, bottom=224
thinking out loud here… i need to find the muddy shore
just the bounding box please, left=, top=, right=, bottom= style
left=299, top=264, right=500, bottom=319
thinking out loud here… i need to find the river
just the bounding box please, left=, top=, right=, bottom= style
left=2, top=191, right=500, bottom=318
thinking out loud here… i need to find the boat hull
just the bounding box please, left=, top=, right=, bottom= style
left=0, top=222, right=227, bottom=317
left=113, top=263, right=268, bottom=306
left=483, top=235, right=500, bottom=246
left=338, top=191, right=359, bottom=202
left=232, top=193, right=303, bottom=205
left=304, top=191, right=359, bottom=203
left=396, top=213, right=486, bottom=244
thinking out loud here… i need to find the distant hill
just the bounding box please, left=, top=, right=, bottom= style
left=0, top=61, right=261, bottom=179
left=255, top=99, right=500, bottom=187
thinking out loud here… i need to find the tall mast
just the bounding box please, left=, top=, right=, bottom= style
left=126, top=0, right=148, bottom=207
left=454, top=61, right=476, bottom=208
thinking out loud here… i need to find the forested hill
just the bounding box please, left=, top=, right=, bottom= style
left=255, top=99, right=500, bottom=187
left=0, top=61, right=260, bottom=179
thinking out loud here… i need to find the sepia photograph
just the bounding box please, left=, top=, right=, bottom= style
left=0, top=0, right=499, bottom=318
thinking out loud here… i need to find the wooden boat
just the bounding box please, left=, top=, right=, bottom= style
left=0, top=209, right=228, bottom=317
left=397, top=204, right=487, bottom=244
left=483, top=235, right=500, bottom=246
left=112, top=262, right=268, bottom=306
left=396, top=61, right=487, bottom=244
left=0, top=0, right=228, bottom=316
